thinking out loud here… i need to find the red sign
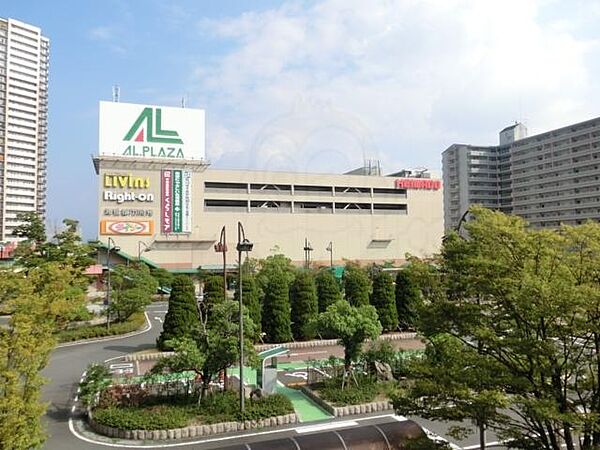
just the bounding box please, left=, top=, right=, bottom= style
left=395, top=178, right=441, bottom=190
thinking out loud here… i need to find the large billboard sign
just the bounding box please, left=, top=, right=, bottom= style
left=161, top=170, right=192, bottom=234
left=99, top=102, right=205, bottom=160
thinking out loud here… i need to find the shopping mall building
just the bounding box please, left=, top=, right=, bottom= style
left=94, top=102, right=443, bottom=272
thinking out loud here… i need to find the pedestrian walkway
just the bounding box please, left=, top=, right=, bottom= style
left=276, top=383, right=332, bottom=422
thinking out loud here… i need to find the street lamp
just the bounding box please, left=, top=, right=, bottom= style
left=236, top=222, right=253, bottom=413
left=138, top=241, right=150, bottom=261
left=303, top=238, right=313, bottom=269
left=105, top=237, right=120, bottom=329
left=214, top=226, right=228, bottom=301
left=326, top=241, right=333, bottom=268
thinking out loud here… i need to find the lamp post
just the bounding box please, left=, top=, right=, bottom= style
left=105, top=237, right=120, bottom=329
left=138, top=241, right=150, bottom=261
left=303, top=238, right=313, bottom=269
left=326, top=241, right=333, bottom=268
left=236, top=222, right=253, bottom=413
left=214, top=226, right=228, bottom=301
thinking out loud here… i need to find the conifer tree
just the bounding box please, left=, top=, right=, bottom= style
left=343, top=263, right=371, bottom=306
left=261, top=269, right=292, bottom=343
left=371, top=271, right=398, bottom=331
left=157, top=275, right=199, bottom=350
left=315, top=268, right=342, bottom=312
left=290, top=270, right=318, bottom=340
left=233, top=274, right=261, bottom=339
left=395, top=269, right=420, bottom=330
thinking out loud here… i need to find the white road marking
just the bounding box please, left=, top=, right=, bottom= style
left=289, top=350, right=329, bottom=356
left=154, top=316, right=163, bottom=323
left=463, top=442, right=502, bottom=449
left=295, top=421, right=358, bottom=434
left=56, top=312, right=152, bottom=348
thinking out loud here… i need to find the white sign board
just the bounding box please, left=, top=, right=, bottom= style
left=99, top=101, right=205, bottom=160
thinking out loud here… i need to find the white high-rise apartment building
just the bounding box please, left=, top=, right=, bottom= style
left=0, top=18, right=48, bottom=241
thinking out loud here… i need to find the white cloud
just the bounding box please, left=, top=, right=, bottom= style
left=189, top=0, right=598, bottom=173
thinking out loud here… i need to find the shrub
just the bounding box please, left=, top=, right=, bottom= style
left=92, top=391, right=294, bottom=430
left=157, top=275, right=200, bottom=350
left=317, top=375, right=380, bottom=406
left=55, top=312, right=146, bottom=343
left=79, top=364, right=111, bottom=407
left=343, top=263, right=371, bottom=306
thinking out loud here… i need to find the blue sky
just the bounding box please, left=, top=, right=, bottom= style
left=3, top=0, right=600, bottom=238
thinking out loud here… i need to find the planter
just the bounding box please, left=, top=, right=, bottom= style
left=300, top=386, right=393, bottom=418
left=87, top=410, right=298, bottom=440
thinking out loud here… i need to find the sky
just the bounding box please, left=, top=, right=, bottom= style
left=3, top=0, right=600, bottom=238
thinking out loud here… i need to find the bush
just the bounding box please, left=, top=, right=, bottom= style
left=79, top=364, right=111, bottom=407
left=316, top=375, right=380, bottom=406
left=92, top=391, right=294, bottom=430
left=55, top=312, right=146, bottom=343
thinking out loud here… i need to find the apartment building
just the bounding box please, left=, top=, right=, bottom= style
left=443, top=117, right=600, bottom=230
left=0, top=18, right=49, bottom=241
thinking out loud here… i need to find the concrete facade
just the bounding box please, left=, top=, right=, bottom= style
left=0, top=18, right=48, bottom=241
left=443, top=116, right=600, bottom=230
left=94, top=156, right=443, bottom=270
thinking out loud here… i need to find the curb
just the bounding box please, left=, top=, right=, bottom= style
left=88, top=412, right=299, bottom=440
left=56, top=312, right=152, bottom=348
left=300, top=386, right=393, bottom=417
left=255, top=332, right=418, bottom=352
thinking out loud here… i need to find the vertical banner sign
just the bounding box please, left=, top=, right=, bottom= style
left=172, top=170, right=183, bottom=233
left=182, top=171, right=192, bottom=233
left=161, top=170, right=172, bottom=233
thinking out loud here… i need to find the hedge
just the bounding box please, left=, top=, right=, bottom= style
left=55, top=312, right=146, bottom=343
left=92, top=391, right=293, bottom=430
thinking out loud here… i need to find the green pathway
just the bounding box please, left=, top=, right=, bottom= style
left=276, top=383, right=332, bottom=422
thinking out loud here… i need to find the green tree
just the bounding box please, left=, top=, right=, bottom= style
left=233, top=274, right=261, bottom=339
left=150, top=267, right=175, bottom=290
left=262, top=268, right=292, bottom=343
left=395, top=269, right=421, bottom=330
left=315, top=300, right=382, bottom=388
left=290, top=270, right=318, bottom=340
left=152, top=299, right=256, bottom=401
left=109, top=264, right=158, bottom=322
left=157, top=275, right=200, bottom=351
left=394, top=335, right=508, bottom=450
left=0, top=263, right=86, bottom=449
left=11, top=212, right=46, bottom=245
left=315, top=268, right=342, bottom=312
left=370, top=271, right=398, bottom=331
left=256, top=254, right=295, bottom=297
left=405, top=206, right=600, bottom=450
left=343, top=263, right=371, bottom=306
left=202, top=275, right=225, bottom=322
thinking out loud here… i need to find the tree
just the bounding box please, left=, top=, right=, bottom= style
left=395, top=269, right=421, bottom=330
left=109, top=264, right=158, bottom=322
left=343, top=263, right=371, bottom=306
left=315, top=300, right=382, bottom=388
left=157, top=276, right=200, bottom=351
left=370, top=270, right=398, bottom=331
left=256, top=254, right=295, bottom=297
left=152, top=299, right=257, bottom=401
left=404, top=206, right=600, bottom=450
left=394, top=335, right=508, bottom=450
left=261, top=268, right=292, bottom=343
left=11, top=212, right=46, bottom=245
left=290, top=270, right=318, bottom=340
left=150, top=267, right=175, bottom=290
left=315, top=268, right=342, bottom=313
left=202, top=275, right=225, bottom=321
left=233, top=274, right=261, bottom=339
left=0, top=263, right=86, bottom=448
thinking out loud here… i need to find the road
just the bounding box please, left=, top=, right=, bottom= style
left=41, top=302, right=505, bottom=449
left=42, top=302, right=168, bottom=450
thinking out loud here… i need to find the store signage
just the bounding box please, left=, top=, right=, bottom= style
left=161, top=169, right=192, bottom=234
left=103, top=208, right=153, bottom=217
left=100, top=219, right=154, bottom=236
left=395, top=178, right=441, bottom=190
left=103, top=191, right=155, bottom=204
left=99, top=101, right=205, bottom=160
left=103, top=174, right=150, bottom=189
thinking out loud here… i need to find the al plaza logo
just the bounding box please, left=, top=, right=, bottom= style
left=122, top=107, right=185, bottom=159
